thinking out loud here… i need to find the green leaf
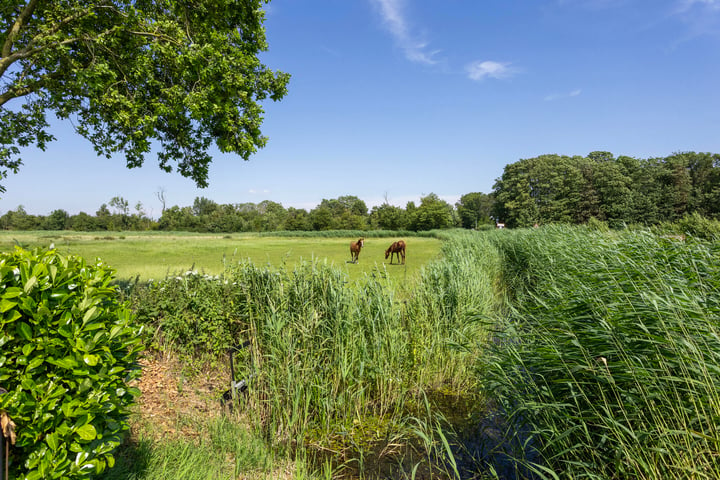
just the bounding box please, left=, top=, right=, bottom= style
left=49, top=356, right=78, bottom=369
left=83, top=354, right=99, bottom=366
left=46, top=432, right=59, bottom=451
left=75, top=423, right=97, bottom=441
left=83, top=306, right=99, bottom=324
left=1, top=287, right=23, bottom=298
left=3, top=309, right=21, bottom=323
left=24, top=275, right=38, bottom=294
left=22, top=342, right=35, bottom=356
left=17, top=322, right=32, bottom=340
left=0, top=298, right=18, bottom=313
left=27, top=356, right=44, bottom=370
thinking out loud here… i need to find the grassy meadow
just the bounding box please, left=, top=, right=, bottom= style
left=0, top=231, right=441, bottom=284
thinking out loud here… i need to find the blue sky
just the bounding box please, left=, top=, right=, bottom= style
left=2, top=0, right=720, bottom=218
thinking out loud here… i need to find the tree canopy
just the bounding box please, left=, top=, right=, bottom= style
left=492, top=151, right=720, bottom=228
left=0, top=0, right=290, bottom=192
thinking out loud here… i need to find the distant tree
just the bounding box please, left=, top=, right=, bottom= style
left=156, top=188, right=167, bottom=214
left=626, top=157, right=665, bottom=225
left=255, top=200, right=287, bottom=231
left=192, top=197, right=218, bottom=217
left=336, top=195, right=369, bottom=217
left=587, top=151, right=614, bottom=163
left=0, top=205, right=40, bottom=230
left=43, top=209, right=70, bottom=230
left=94, top=203, right=111, bottom=230
left=593, top=157, right=633, bottom=226
left=309, top=204, right=335, bottom=230
left=370, top=203, right=407, bottom=230
left=284, top=207, right=311, bottom=231
left=108, top=196, right=130, bottom=229
left=68, top=212, right=99, bottom=231
left=456, top=192, right=494, bottom=229
left=684, top=152, right=720, bottom=218
left=158, top=205, right=197, bottom=231
left=408, top=193, right=454, bottom=231
left=310, top=196, right=368, bottom=230
left=108, top=196, right=130, bottom=216
left=662, top=153, right=693, bottom=220
left=0, top=0, right=290, bottom=193
left=493, top=159, right=538, bottom=227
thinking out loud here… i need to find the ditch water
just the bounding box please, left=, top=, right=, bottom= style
left=308, top=391, right=542, bottom=480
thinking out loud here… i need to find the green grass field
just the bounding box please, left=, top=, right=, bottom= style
left=0, top=231, right=442, bottom=283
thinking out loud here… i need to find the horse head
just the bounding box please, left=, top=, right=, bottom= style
left=385, top=242, right=395, bottom=259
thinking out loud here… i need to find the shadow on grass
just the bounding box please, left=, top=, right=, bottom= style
left=103, top=437, right=153, bottom=480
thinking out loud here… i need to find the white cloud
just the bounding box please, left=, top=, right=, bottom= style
left=465, top=60, right=516, bottom=81
left=371, top=0, right=440, bottom=65
left=544, top=88, right=582, bottom=101
left=248, top=189, right=271, bottom=195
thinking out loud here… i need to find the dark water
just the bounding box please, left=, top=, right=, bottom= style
left=308, top=393, right=543, bottom=480
left=444, top=404, right=542, bottom=480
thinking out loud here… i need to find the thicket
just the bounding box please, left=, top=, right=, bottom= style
left=0, top=248, right=144, bottom=479
left=481, top=226, right=720, bottom=478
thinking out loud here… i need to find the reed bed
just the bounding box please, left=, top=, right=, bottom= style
left=480, top=225, right=720, bottom=479
left=126, top=230, right=501, bottom=477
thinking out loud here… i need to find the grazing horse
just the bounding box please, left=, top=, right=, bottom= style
left=385, top=240, right=406, bottom=265
left=350, top=238, right=364, bottom=263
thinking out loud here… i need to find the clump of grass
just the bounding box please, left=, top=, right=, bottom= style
left=480, top=225, right=720, bottom=479
left=106, top=416, right=312, bottom=480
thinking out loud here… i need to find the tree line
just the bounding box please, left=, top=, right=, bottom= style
left=2, top=150, right=718, bottom=232
left=0, top=192, right=494, bottom=232
left=493, top=151, right=720, bottom=228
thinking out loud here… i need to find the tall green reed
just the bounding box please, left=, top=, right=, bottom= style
left=127, top=231, right=501, bottom=475
left=481, top=225, right=720, bottom=479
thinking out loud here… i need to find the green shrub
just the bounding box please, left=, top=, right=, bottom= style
left=0, top=247, right=145, bottom=479
left=675, top=212, right=720, bottom=240
left=586, top=216, right=609, bottom=232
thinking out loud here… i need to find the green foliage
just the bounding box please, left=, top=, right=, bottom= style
left=493, top=151, right=720, bottom=228
left=130, top=270, right=242, bottom=356
left=455, top=192, right=495, bottom=229
left=0, top=0, right=289, bottom=192
left=0, top=247, right=145, bottom=479
left=480, top=226, right=720, bottom=478
left=126, top=235, right=495, bottom=466
left=671, top=212, right=720, bottom=240
left=586, top=216, right=609, bottom=232
left=408, top=193, right=457, bottom=231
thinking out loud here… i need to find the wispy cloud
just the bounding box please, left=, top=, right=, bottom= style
left=465, top=60, right=517, bottom=81
left=670, top=0, right=720, bottom=42
left=370, top=0, right=440, bottom=65
left=676, top=0, right=720, bottom=11
left=544, top=88, right=582, bottom=101
left=249, top=189, right=271, bottom=195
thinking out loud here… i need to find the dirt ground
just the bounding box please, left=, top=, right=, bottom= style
left=130, top=353, right=229, bottom=441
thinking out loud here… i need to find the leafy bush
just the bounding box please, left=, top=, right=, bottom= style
left=0, top=247, right=144, bottom=479
left=675, top=212, right=720, bottom=240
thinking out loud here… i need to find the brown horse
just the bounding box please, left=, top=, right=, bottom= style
left=385, top=240, right=406, bottom=265
left=350, top=238, right=364, bottom=263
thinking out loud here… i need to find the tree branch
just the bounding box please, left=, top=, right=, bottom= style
left=2, top=0, right=40, bottom=58
left=0, top=71, right=62, bottom=107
